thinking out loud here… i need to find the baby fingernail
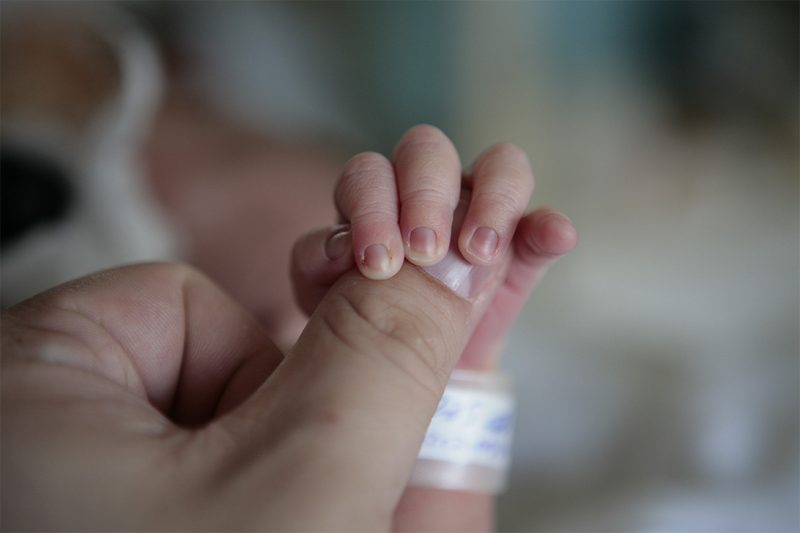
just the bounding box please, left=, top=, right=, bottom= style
left=409, top=226, right=437, bottom=260
left=325, top=228, right=351, bottom=261
left=363, top=243, right=391, bottom=274
left=468, top=227, right=499, bottom=261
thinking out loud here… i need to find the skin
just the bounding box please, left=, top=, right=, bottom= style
left=1, top=125, right=576, bottom=531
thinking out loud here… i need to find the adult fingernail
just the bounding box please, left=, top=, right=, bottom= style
left=409, top=226, right=437, bottom=261
left=325, top=228, right=351, bottom=261
left=363, top=243, right=391, bottom=274
left=468, top=227, right=499, bottom=262
left=422, top=250, right=494, bottom=300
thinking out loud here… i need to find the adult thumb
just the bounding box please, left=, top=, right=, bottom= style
left=220, top=244, right=505, bottom=529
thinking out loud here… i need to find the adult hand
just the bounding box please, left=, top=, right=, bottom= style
left=0, top=257, right=478, bottom=530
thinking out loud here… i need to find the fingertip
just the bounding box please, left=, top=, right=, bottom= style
left=404, top=225, right=450, bottom=267
left=454, top=191, right=505, bottom=267
left=356, top=242, right=403, bottom=280
left=392, top=123, right=456, bottom=160
left=350, top=219, right=404, bottom=280
left=458, top=225, right=503, bottom=266
left=537, top=212, right=578, bottom=256
left=518, top=208, right=577, bottom=258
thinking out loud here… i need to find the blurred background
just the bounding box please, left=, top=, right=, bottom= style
left=1, top=1, right=797, bottom=531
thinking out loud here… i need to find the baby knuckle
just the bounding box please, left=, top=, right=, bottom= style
left=349, top=204, right=392, bottom=226
left=479, top=187, right=525, bottom=214
left=400, top=184, right=451, bottom=206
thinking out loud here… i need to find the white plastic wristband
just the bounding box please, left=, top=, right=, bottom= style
left=409, top=370, right=514, bottom=494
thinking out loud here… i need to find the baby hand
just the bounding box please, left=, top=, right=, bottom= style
left=291, top=125, right=576, bottom=368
